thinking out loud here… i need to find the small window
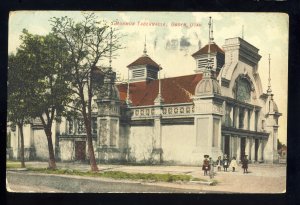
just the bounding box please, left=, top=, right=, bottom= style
left=68, top=120, right=73, bottom=134
left=77, top=119, right=86, bottom=134
left=92, top=118, right=97, bottom=134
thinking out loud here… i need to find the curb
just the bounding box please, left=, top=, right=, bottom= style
left=190, top=180, right=213, bottom=185
left=6, top=168, right=28, bottom=171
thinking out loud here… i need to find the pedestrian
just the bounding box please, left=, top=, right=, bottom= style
left=209, top=157, right=214, bottom=179
left=229, top=156, right=238, bottom=172
left=202, top=155, right=210, bottom=176
left=216, top=156, right=222, bottom=172
left=242, top=155, right=249, bottom=174
left=223, top=154, right=229, bottom=172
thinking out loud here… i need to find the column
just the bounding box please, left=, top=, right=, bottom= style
left=244, top=109, right=248, bottom=130
left=236, top=107, right=240, bottom=129
left=230, top=135, right=235, bottom=159
left=153, top=117, right=163, bottom=163
left=258, top=139, right=263, bottom=162
left=230, top=106, right=234, bottom=127
left=250, top=137, right=255, bottom=162
left=236, top=136, right=241, bottom=162
left=249, top=109, right=255, bottom=131
left=245, top=137, right=250, bottom=157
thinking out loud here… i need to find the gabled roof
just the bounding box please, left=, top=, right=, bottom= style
left=127, top=55, right=160, bottom=69
left=117, top=74, right=203, bottom=106
left=191, top=43, right=224, bottom=57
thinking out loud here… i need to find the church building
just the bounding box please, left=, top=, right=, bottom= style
left=7, top=17, right=282, bottom=165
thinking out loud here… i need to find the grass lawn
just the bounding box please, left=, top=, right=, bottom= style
left=6, top=161, right=216, bottom=184
left=6, top=161, right=22, bottom=169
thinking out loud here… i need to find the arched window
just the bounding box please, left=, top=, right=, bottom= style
left=233, top=77, right=252, bottom=102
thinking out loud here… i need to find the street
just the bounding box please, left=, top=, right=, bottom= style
left=6, top=162, right=286, bottom=193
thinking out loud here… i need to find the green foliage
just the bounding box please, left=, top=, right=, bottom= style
left=17, top=30, right=73, bottom=119
left=6, top=161, right=22, bottom=169
left=277, top=139, right=285, bottom=150
left=23, top=167, right=193, bottom=182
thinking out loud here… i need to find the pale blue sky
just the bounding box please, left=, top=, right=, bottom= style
left=9, top=11, right=288, bottom=144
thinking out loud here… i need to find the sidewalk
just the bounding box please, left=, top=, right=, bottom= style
left=8, top=161, right=286, bottom=193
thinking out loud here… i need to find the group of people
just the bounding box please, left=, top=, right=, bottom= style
left=202, top=154, right=249, bottom=177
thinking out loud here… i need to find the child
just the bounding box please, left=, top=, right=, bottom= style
left=202, top=155, right=210, bottom=176
left=216, top=156, right=222, bottom=172
left=229, top=156, right=238, bottom=172
left=223, top=154, right=229, bottom=172
left=242, top=155, right=249, bottom=174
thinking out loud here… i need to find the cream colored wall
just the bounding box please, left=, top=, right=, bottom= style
left=59, top=139, right=75, bottom=161
left=32, top=129, right=49, bottom=160
left=161, top=124, right=196, bottom=164
left=128, top=125, right=154, bottom=162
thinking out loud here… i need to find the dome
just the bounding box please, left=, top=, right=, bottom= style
left=195, top=77, right=221, bottom=96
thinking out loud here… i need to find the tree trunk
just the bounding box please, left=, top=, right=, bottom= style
left=45, top=129, right=57, bottom=170
left=79, top=84, right=98, bottom=172
left=83, top=114, right=99, bottom=172
left=17, top=123, right=25, bottom=168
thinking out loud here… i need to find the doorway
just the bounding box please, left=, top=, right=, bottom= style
left=254, top=139, right=259, bottom=161
left=224, top=135, right=230, bottom=157
left=75, top=141, right=86, bottom=161
left=240, top=137, right=246, bottom=160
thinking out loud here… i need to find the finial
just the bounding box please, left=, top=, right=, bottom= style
left=211, top=19, right=214, bottom=42
left=242, top=25, right=244, bottom=39
left=267, top=54, right=272, bottom=93
left=143, top=35, right=147, bottom=56
left=154, top=64, right=164, bottom=105
left=207, top=17, right=212, bottom=72
left=126, top=68, right=131, bottom=106
left=109, top=27, right=113, bottom=68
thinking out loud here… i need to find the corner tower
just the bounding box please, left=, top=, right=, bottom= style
left=193, top=17, right=224, bottom=160
left=263, top=54, right=282, bottom=163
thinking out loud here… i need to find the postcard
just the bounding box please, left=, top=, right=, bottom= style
left=6, top=11, right=288, bottom=193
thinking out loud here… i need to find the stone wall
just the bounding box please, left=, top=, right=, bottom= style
left=128, top=126, right=154, bottom=163
left=32, top=129, right=49, bottom=160
left=161, top=124, right=197, bottom=165
left=59, top=139, right=75, bottom=161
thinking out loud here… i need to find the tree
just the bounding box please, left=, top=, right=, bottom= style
left=50, top=13, right=122, bottom=171
left=8, top=52, right=33, bottom=168
left=14, top=30, right=73, bottom=169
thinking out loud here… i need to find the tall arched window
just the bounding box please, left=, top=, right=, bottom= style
left=234, top=77, right=252, bottom=102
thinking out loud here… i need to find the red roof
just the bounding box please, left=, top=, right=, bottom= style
left=191, top=43, right=224, bottom=57
left=117, top=74, right=203, bottom=106
left=127, top=55, right=160, bottom=69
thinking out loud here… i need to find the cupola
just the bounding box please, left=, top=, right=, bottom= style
left=192, top=18, right=224, bottom=73
left=127, top=37, right=161, bottom=82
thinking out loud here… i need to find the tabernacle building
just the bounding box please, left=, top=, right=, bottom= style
left=7, top=19, right=282, bottom=165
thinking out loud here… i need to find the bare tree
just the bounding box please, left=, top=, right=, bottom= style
left=50, top=13, right=122, bottom=171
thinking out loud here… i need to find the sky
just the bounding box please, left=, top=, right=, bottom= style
left=8, top=11, right=288, bottom=144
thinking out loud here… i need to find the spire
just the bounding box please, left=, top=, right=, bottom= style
left=211, top=19, right=214, bottom=43
left=109, top=28, right=113, bottom=68
left=126, top=68, right=132, bottom=106
left=267, top=53, right=272, bottom=94
left=143, top=35, right=148, bottom=56
left=154, top=65, right=164, bottom=105
left=206, top=17, right=213, bottom=74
